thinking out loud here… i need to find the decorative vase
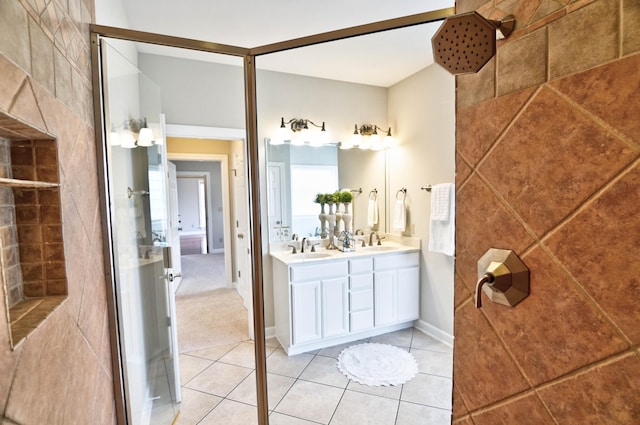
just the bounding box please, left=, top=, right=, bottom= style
left=343, top=202, right=352, bottom=233
left=326, top=213, right=337, bottom=249
left=335, top=203, right=343, bottom=234
left=318, top=203, right=327, bottom=238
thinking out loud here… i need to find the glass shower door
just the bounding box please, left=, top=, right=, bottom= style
left=100, top=39, right=181, bottom=425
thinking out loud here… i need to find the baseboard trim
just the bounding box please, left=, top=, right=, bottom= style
left=264, top=326, right=276, bottom=340
left=414, top=320, right=454, bottom=347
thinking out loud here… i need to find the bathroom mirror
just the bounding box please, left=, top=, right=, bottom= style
left=265, top=142, right=385, bottom=241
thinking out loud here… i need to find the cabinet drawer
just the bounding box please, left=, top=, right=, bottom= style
left=350, top=309, right=374, bottom=332
left=375, top=252, right=419, bottom=271
left=350, top=288, right=373, bottom=311
left=350, top=273, right=373, bottom=290
left=290, top=261, right=348, bottom=282
left=350, top=257, right=373, bottom=274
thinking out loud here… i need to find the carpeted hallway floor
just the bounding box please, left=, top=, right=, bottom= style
left=175, top=253, right=249, bottom=353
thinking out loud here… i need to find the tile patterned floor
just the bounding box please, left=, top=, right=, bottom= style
left=176, top=328, right=453, bottom=424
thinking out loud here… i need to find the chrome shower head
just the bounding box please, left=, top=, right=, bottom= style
left=432, top=12, right=515, bottom=75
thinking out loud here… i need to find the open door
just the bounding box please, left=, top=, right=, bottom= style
left=232, top=147, right=254, bottom=339
left=98, top=39, right=181, bottom=424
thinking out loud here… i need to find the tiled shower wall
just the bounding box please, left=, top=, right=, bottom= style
left=453, top=0, right=640, bottom=424
left=0, top=139, right=23, bottom=307
left=0, top=0, right=116, bottom=424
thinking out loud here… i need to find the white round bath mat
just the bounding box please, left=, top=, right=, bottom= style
left=337, top=343, right=418, bottom=386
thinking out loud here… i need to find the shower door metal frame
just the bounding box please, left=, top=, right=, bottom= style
left=90, top=6, right=454, bottom=424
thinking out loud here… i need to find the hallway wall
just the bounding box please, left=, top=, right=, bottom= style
left=0, top=0, right=115, bottom=424
left=453, top=0, right=640, bottom=423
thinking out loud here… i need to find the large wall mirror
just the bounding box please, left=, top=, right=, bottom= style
left=265, top=143, right=385, bottom=241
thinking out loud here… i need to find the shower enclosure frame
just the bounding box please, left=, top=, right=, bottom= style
left=90, top=6, right=454, bottom=424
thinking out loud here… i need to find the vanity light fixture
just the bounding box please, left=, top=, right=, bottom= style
left=272, top=117, right=329, bottom=146
left=110, top=118, right=158, bottom=148
left=343, top=124, right=394, bottom=150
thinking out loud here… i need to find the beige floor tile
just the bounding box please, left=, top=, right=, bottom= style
left=395, top=401, right=451, bottom=425
left=316, top=338, right=369, bottom=359
left=410, top=332, right=452, bottom=353
left=299, top=355, right=348, bottom=388
left=329, top=389, right=399, bottom=425
left=185, top=362, right=253, bottom=397
left=226, top=371, right=295, bottom=409
left=266, top=348, right=314, bottom=378
left=269, top=411, right=320, bottom=425
left=346, top=379, right=403, bottom=400
left=179, top=354, right=214, bottom=384
left=370, top=327, right=414, bottom=347
left=410, top=348, right=453, bottom=378
left=185, top=342, right=240, bottom=361
left=175, top=387, right=222, bottom=425
left=401, top=373, right=452, bottom=410
left=274, top=380, right=344, bottom=424
left=219, top=341, right=258, bottom=369
left=198, top=399, right=258, bottom=425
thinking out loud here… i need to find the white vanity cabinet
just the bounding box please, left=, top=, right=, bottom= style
left=289, top=261, right=349, bottom=345
left=349, top=258, right=375, bottom=332
left=374, top=252, right=420, bottom=326
left=272, top=249, right=420, bottom=355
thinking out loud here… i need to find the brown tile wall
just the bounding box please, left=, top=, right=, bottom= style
left=0, top=0, right=116, bottom=424
left=453, top=0, right=640, bottom=424
left=8, top=139, right=67, bottom=301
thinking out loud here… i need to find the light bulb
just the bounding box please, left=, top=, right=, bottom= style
left=137, top=128, right=154, bottom=146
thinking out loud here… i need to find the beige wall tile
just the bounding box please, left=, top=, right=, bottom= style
left=0, top=0, right=30, bottom=74
left=548, top=0, right=618, bottom=79
left=497, top=28, right=547, bottom=95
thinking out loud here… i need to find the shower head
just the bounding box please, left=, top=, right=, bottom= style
left=432, top=12, right=515, bottom=75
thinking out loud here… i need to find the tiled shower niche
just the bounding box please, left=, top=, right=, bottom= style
left=0, top=117, right=67, bottom=349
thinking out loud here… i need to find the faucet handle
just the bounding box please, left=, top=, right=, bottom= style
left=287, top=244, right=297, bottom=254
left=377, top=236, right=385, bottom=246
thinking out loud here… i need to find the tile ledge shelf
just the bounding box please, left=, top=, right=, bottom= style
left=8, top=296, right=67, bottom=349
left=0, top=177, right=60, bottom=188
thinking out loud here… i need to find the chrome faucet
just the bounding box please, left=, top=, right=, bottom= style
left=368, top=232, right=377, bottom=246
left=301, top=237, right=308, bottom=253
left=354, top=229, right=364, bottom=235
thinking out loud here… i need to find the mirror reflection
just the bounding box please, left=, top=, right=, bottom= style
left=266, top=143, right=385, bottom=241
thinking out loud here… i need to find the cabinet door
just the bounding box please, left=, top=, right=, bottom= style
left=322, top=277, right=349, bottom=338
left=291, top=281, right=322, bottom=344
left=396, top=266, right=419, bottom=322
left=374, top=270, right=397, bottom=327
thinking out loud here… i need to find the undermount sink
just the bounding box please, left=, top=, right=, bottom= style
left=360, top=245, right=399, bottom=252
left=296, top=252, right=333, bottom=260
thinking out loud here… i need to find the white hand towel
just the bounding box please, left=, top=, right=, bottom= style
left=367, top=198, right=378, bottom=227
left=428, top=183, right=455, bottom=256
left=393, top=199, right=406, bottom=231
left=431, top=183, right=451, bottom=221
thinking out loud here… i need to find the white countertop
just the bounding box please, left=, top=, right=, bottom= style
left=270, top=236, right=420, bottom=265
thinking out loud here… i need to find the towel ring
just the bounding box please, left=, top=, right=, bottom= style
left=396, top=188, right=407, bottom=200
left=369, top=189, right=378, bottom=200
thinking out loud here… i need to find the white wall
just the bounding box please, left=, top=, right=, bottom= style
left=134, top=51, right=455, bottom=337
left=388, top=64, right=455, bottom=338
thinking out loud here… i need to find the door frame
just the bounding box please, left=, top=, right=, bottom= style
left=166, top=123, right=244, bottom=290
left=90, top=8, right=454, bottom=424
